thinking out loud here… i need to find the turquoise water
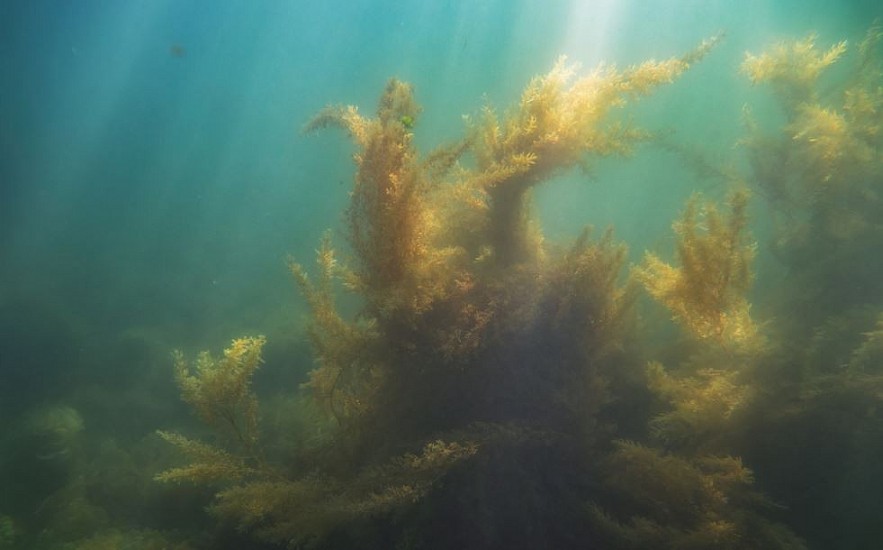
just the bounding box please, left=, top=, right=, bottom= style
left=2, top=1, right=883, bottom=548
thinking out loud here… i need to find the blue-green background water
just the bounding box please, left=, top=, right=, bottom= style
left=2, top=0, right=875, bottom=363
left=2, top=1, right=883, bottom=547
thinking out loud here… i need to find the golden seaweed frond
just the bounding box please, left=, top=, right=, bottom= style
left=477, top=33, right=722, bottom=177
left=604, top=441, right=753, bottom=519
left=289, top=233, right=379, bottom=424
left=788, top=104, right=854, bottom=177
left=742, top=26, right=883, bottom=253
left=154, top=431, right=256, bottom=484
left=646, top=361, right=750, bottom=451
left=635, top=189, right=758, bottom=347
left=156, top=338, right=273, bottom=489
left=209, top=438, right=478, bottom=547
left=304, top=104, right=369, bottom=146
left=435, top=297, right=496, bottom=363
left=173, top=336, right=265, bottom=449
left=590, top=441, right=806, bottom=549
left=398, top=438, right=479, bottom=472
left=348, top=79, right=427, bottom=295
left=544, top=227, right=634, bottom=357
left=786, top=100, right=879, bottom=186
left=422, top=138, right=472, bottom=181
left=472, top=51, right=694, bottom=183
left=464, top=37, right=720, bottom=266
left=742, top=34, right=847, bottom=104
left=681, top=31, right=727, bottom=66
left=312, top=79, right=426, bottom=291
left=337, top=439, right=479, bottom=517
left=306, top=79, right=465, bottom=317
left=211, top=478, right=343, bottom=544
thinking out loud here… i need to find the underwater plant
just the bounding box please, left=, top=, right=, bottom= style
left=710, top=24, right=883, bottom=547
left=741, top=25, right=883, bottom=286
left=635, top=188, right=758, bottom=348
left=153, top=34, right=814, bottom=549
left=631, top=188, right=763, bottom=455
left=589, top=441, right=806, bottom=549
left=290, top=39, right=725, bottom=453
left=156, top=336, right=267, bottom=484
left=736, top=23, right=883, bottom=411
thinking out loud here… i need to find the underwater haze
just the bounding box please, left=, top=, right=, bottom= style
left=3, top=1, right=883, bottom=549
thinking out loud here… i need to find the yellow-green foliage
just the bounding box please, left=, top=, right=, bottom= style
left=742, top=25, right=883, bottom=244
left=467, top=35, right=722, bottom=266
left=636, top=191, right=761, bottom=452
left=305, top=80, right=465, bottom=317
left=156, top=337, right=270, bottom=488
left=289, top=235, right=379, bottom=425
left=545, top=228, right=633, bottom=348
left=132, top=25, right=883, bottom=549
left=158, top=337, right=480, bottom=547
left=157, top=38, right=738, bottom=548
left=636, top=189, right=758, bottom=347
left=173, top=336, right=265, bottom=448
left=591, top=441, right=806, bottom=549
left=154, top=431, right=255, bottom=484
left=269, top=40, right=719, bottom=544
left=742, top=34, right=847, bottom=104
left=646, top=359, right=750, bottom=451
left=210, top=438, right=477, bottom=546
left=293, top=44, right=716, bottom=438
left=538, top=228, right=637, bottom=425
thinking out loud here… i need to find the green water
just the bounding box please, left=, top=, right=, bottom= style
left=2, top=1, right=883, bottom=548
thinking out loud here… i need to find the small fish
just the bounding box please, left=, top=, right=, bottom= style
left=169, top=44, right=186, bottom=58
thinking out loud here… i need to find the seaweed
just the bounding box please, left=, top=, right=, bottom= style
left=635, top=188, right=759, bottom=348
left=155, top=336, right=268, bottom=484
left=741, top=25, right=883, bottom=276
left=156, top=338, right=482, bottom=545
left=467, top=35, right=722, bottom=267
left=589, top=441, right=806, bottom=550
left=721, top=25, right=883, bottom=547
left=151, top=34, right=818, bottom=549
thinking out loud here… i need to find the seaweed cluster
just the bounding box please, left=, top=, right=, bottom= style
left=143, top=25, right=883, bottom=550
left=732, top=25, right=883, bottom=548
left=743, top=26, right=883, bottom=308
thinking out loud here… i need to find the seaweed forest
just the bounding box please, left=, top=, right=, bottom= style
left=4, top=20, right=883, bottom=550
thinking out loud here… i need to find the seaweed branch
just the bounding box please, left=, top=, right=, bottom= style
left=635, top=189, right=758, bottom=348
left=466, top=34, right=723, bottom=266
